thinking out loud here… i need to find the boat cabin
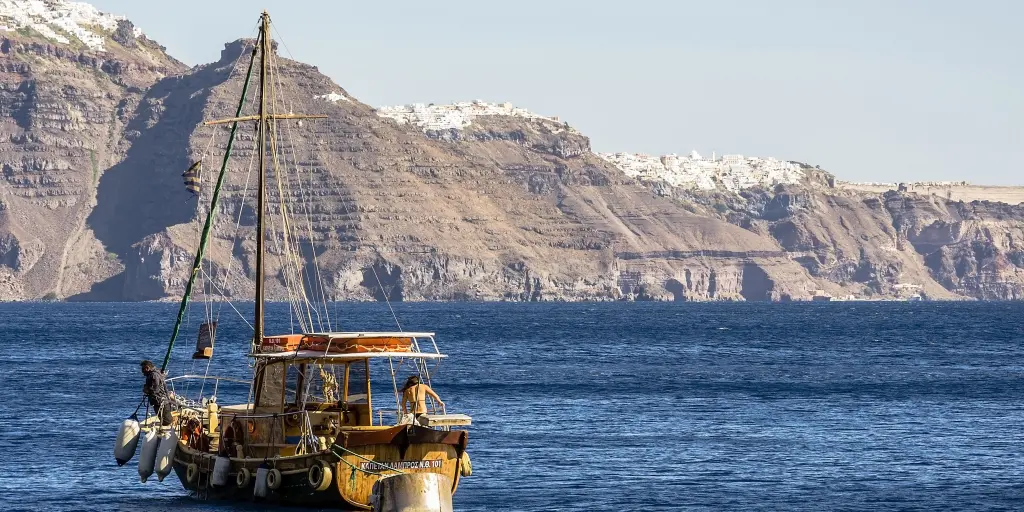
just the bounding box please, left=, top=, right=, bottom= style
left=210, top=332, right=466, bottom=459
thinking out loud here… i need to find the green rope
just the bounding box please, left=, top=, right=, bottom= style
left=160, top=40, right=260, bottom=372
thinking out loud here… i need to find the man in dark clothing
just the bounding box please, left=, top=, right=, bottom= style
left=140, top=360, right=173, bottom=425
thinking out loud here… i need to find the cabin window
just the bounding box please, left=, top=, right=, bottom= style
left=284, top=363, right=305, bottom=406
left=345, top=360, right=369, bottom=405
left=255, top=361, right=286, bottom=408
left=299, top=364, right=343, bottom=405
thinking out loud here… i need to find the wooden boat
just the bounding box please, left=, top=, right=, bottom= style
left=117, top=11, right=472, bottom=509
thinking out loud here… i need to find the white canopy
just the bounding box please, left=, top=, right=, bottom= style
left=250, top=350, right=446, bottom=361
left=300, top=331, right=436, bottom=339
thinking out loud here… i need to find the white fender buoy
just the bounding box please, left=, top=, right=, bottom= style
left=114, top=418, right=141, bottom=466
left=236, top=467, right=251, bottom=488
left=371, top=473, right=453, bottom=512
left=254, top=466, right=270, bottom=498
left=212, top=456, right=231, bottom=487
left=137, top=430, right=158, bottom=481
left=138, top=429, right=159, bottom=483
left=308, top=461, right=333, bottom=492
left=460, top=452, right=473, bottom=477
left=154, top=428, right=179, bottom=482
left=267, top=468, right=283, bottom=490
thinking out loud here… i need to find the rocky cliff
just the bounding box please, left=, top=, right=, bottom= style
left=2, top=2, right=1024, bottom=302
left=0, top=2, right=184, bottom=300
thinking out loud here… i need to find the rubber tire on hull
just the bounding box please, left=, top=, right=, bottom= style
left=267, top=469, right=283, bottom=490
left=308, top=461, right=333, bottom=492
left=236, top=467, right=251, bottom=488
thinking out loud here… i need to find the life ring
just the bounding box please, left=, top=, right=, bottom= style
left=266, top=468, right=283, bottom=490
left=186, top=463, right=200, bottom=484
left=460, top=452, right=473, bottom=477
left=236, top=467, right=251, bottom=488
left=307, top=461, right=333, bottom=492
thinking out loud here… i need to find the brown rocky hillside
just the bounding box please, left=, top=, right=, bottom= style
left=2, top=8, right=1024, bottom=302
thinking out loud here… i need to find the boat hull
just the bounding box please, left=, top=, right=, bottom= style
left=171, top=424, right=468, bottom=509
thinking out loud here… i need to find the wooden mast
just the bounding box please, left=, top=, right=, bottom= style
left=196, top=10, right=330, bottom=359
left=207, top=10, right=323, bottom=346
left=254, top=10, right=269, bottom=344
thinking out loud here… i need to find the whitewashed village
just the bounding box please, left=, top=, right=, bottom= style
left=0, top=0, right=142, bottom=51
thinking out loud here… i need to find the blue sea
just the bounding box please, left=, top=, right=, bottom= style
left=2, top=301, right=1024, bottom=511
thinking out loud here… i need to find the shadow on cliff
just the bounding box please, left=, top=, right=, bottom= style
left=71, top=41, right=252, bottom=301
left=360, top=259, right=404, bottom=302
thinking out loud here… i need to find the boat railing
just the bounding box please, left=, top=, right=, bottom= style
left=167, top=374, right=250, bottom=396
left=375, top=403, right=448, bottom=426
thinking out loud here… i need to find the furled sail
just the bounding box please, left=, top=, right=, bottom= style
left=182, top=161, right=202, bottom=195
left=192, top=322, right=216, bottom=359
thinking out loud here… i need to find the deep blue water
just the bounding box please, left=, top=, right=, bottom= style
left=2, top=301, right=1024, bottom=511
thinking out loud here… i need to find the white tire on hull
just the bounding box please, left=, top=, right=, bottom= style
left=154, top=428, right=178, bottom=482
left=137, top=429, right=159, bottom=483
left=114, top=418, right=141, bottom=466
left=266, top=468, right=283, bottom=490
left=212, top=456, right=231, bottom=487
left=236, top=467, right=251, bottom=488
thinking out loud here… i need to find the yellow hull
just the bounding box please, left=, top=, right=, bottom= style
left=169, top=421, right=468, bottom=509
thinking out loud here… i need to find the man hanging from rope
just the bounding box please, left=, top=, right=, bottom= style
left=140, top=360, right=173, bottom=425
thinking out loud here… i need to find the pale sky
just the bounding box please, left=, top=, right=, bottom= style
left=92, top=0, right=1022, bottom=185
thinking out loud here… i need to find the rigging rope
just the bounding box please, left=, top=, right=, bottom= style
left=160, top=31, right=259, bottom=372
left=274, top=50, right=334, bottom=332
left=271, top=27, right=337, bottom=332
left=269, top=50, right=318, bottom=332
left=212, top=81, right=260, bottom=331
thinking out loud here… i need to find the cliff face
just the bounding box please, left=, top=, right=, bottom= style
left=2, top=5, right=1024, bottom=302
left=0, top=13, right=185, bottom=300
left=664, top=177, right=1024, bottom=301
left=67, top=39, right=825, bottom=303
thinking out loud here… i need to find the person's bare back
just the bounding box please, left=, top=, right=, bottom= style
left=401, top=376, right=444, bottom=414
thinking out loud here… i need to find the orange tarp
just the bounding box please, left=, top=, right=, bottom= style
left=260, top=335, right=413, bottom=354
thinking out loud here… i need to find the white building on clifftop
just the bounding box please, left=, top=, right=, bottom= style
left=597, top=151, right=805, bottom=192
left=377, top=100, right=564, bottom=131
left=0, top=0, right=143, bottom=51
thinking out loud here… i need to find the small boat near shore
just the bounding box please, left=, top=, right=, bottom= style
left=112, top=11, right=471, bottom=509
